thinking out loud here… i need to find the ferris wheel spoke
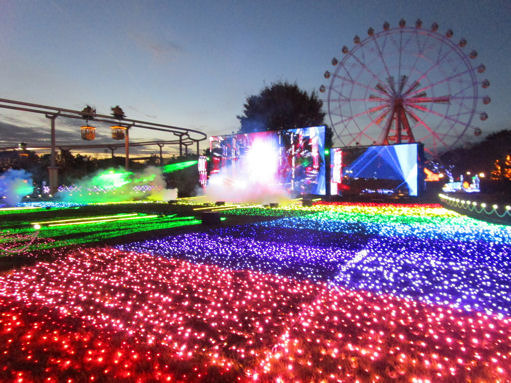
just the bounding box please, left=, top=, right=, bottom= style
left=408, top=31, right=428, bottom=80
left=410, top=68, right=473, bottom=97
left=453, top=86, right=480, bottom=115
left=330, top=104, right=389, bottom=127
left=331, top=98, right=385, bottom=103
left=451, top=82, right=477, bottom=98
left=448, top=95, right=480, bottom=101
left=407, top=101, right=470, bottom=117
left=330, top=95, right=385, bottom=103
left=405, top=109, right=450, bottom=147
left=370, top=35, right=392, bottom=81
left=333, top=73, right=380, bottom=94
left=345, top=51, right=391, bottom=91
left=402, top=80, right=422, bottom=96
left=407, top=96, right=450, bottom=104
left=354, top=109, right=391, bottom=143
left=407, top=47, right=456, bottom=93
left=435, top=36, right=447, bottom=68
left=406, top=103, right=473, bottom=129
left=398, top=31, right=403, bottom=80
left=328, top=88, right=351, bottom=108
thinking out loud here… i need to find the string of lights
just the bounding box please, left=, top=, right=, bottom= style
left=1, top=214, right=201, bottom=253
left=0, top=247, right=509, bottom=381
left=0, top=201, right=509, bottom=380
left=439, top=193, right=511, bottom=223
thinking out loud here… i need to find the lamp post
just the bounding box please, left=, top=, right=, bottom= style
left=157, top=143, right=165, bottom=164
left=45, top=113, right=59, bottom=195
left=124, top=126, right=130, bottom=169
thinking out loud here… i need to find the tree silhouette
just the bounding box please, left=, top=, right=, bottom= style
left=111, top=106, right=126, bottom=120
left=440, top=129, right=511, bottom=179
left=237, top=81, right=327, bottom=134
left=80, top=105, right=96, bottom=121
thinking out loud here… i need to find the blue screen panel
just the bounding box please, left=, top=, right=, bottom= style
left=331, top=143, right=421, bottom=197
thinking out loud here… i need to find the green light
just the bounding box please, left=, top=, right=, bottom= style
left=91, top=169, right=133, bottom=189
left=1, top=214, right=202, bottom=254
left=33, top=213, right=140, bottom=226
left=162, top=160, right=198, bottom=173
left=132, top=174, right=156, bottom=183
left=15, top=179, right=34, bottom=196
left=324, top=148, right=330, bottom=155
left=48, top=214, right=159, bottom=227
left=0, top=206, right=45, bottom=215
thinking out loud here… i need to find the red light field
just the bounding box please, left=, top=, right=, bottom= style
left=0, top=247, right=509, bottom=381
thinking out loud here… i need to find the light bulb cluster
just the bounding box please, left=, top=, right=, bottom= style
left=260, top=208, right=511, bottom=243
left=0, top=201, right=510, bottom=381
left=0, top=206, right=51, bottom=216
left=439, top=193, right=511, bottom=222
left=2, top=214, right=201, bottom=253
left=118, top=231, right=357, bottom=282
left=120, top=214, right=511, bottom=316
left=57, top=183, right=163, bottom=194
left=0, top=247, right=509, bottom=381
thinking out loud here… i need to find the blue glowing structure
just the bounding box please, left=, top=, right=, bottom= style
left=331, top=143, right=424, bottom=197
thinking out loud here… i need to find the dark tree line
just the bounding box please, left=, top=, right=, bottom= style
left=440, top=129, right=511, bottom=181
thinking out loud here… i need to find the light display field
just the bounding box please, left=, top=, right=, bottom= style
left=1, top=202, right=510, bottom=381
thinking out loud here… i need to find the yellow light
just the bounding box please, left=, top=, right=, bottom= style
left=32, top=213, right=139, bottom=226
left=111, top=126, right=126, bottom=140
left=80, top=126, right=96, bottom=141
left=0, top=206, right=43, bottom=211
left=48, top=214, right=158, bottom=227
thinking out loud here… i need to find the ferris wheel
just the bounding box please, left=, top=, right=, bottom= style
left=320, top=19, right=490, bottom=157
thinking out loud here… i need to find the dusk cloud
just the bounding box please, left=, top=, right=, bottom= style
left=129, top=32, right=184, bottom=62
left=0, top=119, right=164, bottom=156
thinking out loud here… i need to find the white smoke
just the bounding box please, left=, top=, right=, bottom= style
left=56, top=166, right=177, bottom=203
left=202, top=135, right=291, bottom=204
left=0, top=169, right=34, bottom=206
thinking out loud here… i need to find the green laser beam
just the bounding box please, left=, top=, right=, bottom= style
left=162, top=160, right=198, bottom=173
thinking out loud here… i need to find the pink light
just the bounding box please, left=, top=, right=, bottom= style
left=0, top=247, right=509, bottom=381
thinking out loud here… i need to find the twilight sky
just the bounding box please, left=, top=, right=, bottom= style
left=1, top=0, right=510, bottom=156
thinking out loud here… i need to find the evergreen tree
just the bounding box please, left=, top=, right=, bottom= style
left=237, top=82, right=330, bottom=143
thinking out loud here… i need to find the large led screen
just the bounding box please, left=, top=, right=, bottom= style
left=277, top=127, right=326, bottom=195
left=330, top=143, right=423, bottom=197
left=207, top=126, right=326, bottom=195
